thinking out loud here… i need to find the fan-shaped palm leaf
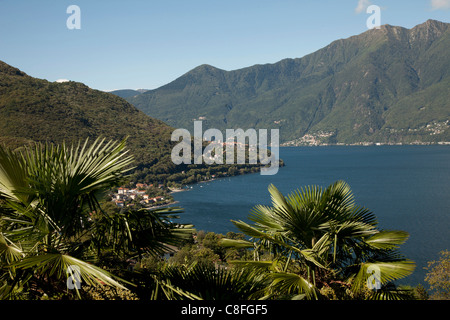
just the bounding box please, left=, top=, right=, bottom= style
left=152, top=262, right=268, bottom=300
left=364, top=230, right=410, bottom=250
left=0, top=233, right=23, bottom=265
left=0, top=138, right=139, bottom=299
left=223, top=181, right=415, bottom=300
left=11, top=253, right=128, bottom=298
left=350, top=260, right=416, bottom=298
left=268, top=272, right=321, bottom=300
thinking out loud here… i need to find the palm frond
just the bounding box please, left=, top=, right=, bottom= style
left=0, top=145, right=29, bottom=203
left=228, top=260, right=276, bottom=269
left=269, top=272, right=321, bottom=300
left=0, top=233, right=23, bottom=265
left=219, top=238, right=254, bottom=249
left=351, top=260, right=416, bottom=295
left=364, top=230, right=410, bottom=250
left=230, top=181, right=415, bottom=300
left=0, top=138, right=139, bottom=299
left=11, top=253, right=128, bottom=289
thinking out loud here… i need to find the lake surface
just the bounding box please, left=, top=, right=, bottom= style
left=171, top=146, right=450, bottom=286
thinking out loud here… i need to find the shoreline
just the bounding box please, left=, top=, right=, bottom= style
left=281, top=142, right=450, bottom=147
left=146, top=200, right=180, bottom=210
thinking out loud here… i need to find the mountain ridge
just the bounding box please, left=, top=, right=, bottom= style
left=0, top=62, right=267, bottom=184
left=125, top=19, right=450, bottom=145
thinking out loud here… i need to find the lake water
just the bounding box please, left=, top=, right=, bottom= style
left=171, top=146, right=450, bottom=287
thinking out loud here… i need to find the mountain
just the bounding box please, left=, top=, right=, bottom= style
left=127, top=20, right=450, bottom=145
left=0, top=61, right=265, bottom=184
left=110, top=89, right=149, bottom=99
left=0, top=60, right=175, bottom=175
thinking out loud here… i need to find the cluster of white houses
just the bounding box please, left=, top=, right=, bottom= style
left=113, top=183, right=165, bottom=208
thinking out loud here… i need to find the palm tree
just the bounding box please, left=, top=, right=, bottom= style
left=221, top=181, right=416, bottom=300
left=0, top=138, right=194, bottom=299
left=131, top=262, right=269, bottom=300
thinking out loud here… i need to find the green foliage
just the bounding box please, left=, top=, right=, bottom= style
left=223, top=181, right=416, bottom=300
left=0, top=60, right=174, bottom=174
left=131, top=262, right=268, bottom=300
left=0, top=138, right=193, bottom=300
left=425, top=250, right=450, bottom=300
left=169, top=231, right=249, bottom=267
left=0, top=144, right=422, bottom=301
left=0, top=60, right=264, bottom=186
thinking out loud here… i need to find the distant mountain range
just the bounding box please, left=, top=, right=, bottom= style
left=110, top=89, right=149, bottom=99
left=121, top=19, right=450, bottom=145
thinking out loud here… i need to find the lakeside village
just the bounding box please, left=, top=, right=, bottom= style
left=110, top=182, right=178, bottom=209
left=110, top=138, right=280, bottom=209
left=110, top=176, right=221, bottom=209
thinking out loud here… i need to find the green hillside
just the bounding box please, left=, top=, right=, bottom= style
left=0, top=62, right=265, bottom=184
left=127, top=20, right=450, bottom=145
left=0, top=60, right=176, bottom=173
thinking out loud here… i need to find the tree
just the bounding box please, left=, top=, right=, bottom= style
left=221, top=181, right=416, bottom=300
left=425, top=250, right=450, bottom=300
left=132, top=262, right=268, bottom=300
left=0, top=138, right=194, bottom=299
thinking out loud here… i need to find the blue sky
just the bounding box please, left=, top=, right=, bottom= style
left=0, top=0, right=448, bottom=91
